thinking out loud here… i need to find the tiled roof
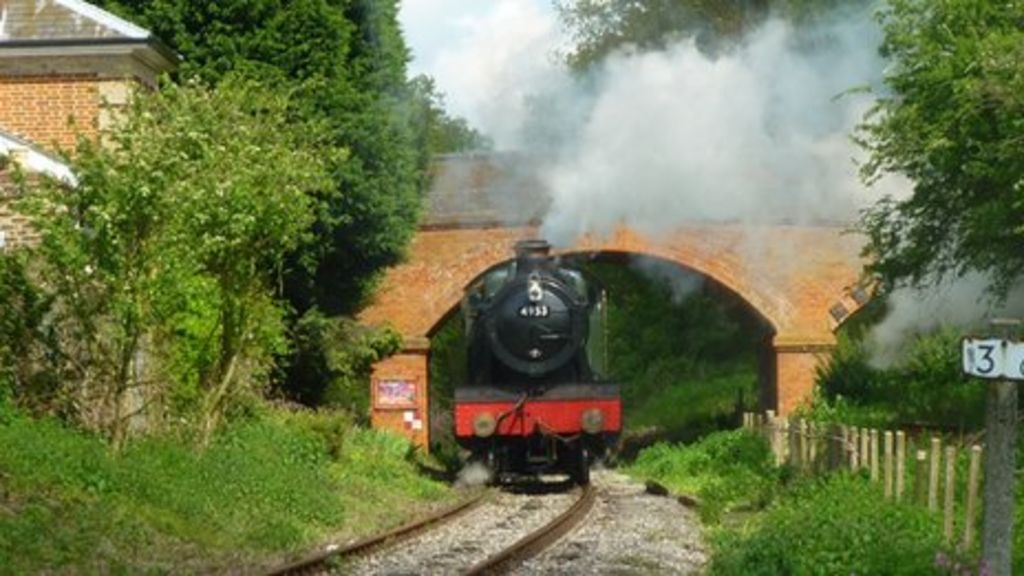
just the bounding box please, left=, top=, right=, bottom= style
left=0, top=0, right=150, bottom=43
left=0, top=128, right=75, bottom=184
left=424, top=153, right=551, bottom=228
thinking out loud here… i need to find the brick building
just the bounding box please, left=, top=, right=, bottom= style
left=0, top=0, right=176, bottom=249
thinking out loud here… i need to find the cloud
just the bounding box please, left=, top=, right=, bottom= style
left=406, top=0, right=565, bottom=147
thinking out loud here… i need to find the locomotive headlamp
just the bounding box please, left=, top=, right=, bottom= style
left=473, top=412, right=497, bottom=437
left=527, top=274, right=543, bottom=303
left=581, top=409, right=605, bottom=434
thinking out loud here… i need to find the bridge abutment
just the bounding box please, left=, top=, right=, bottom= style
left=772, top=336, right=835, bottom=416
left=369, top=338, right=430, bottom=450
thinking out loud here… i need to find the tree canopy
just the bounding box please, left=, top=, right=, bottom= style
left=4, top=79, right=332, bottom=444
left=557, top=0, right=867, bottom=70
left=101, top=0, right=484, bottom=313
left=858, top=0, right=1024, bottom=296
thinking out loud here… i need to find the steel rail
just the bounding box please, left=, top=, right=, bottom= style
left=262, top=490, right=487, bottom=576
left=465, top=483, right=597, bottom=575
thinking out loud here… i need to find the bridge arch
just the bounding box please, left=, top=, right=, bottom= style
left=360, top=224, right=867, bottom=449
left=422, top=241, right=780, bottom=341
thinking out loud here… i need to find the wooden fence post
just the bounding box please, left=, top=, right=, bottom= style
left=798, top=420, right=806, bottom=469
left=895, top=431, right=906, bottom=502
left=860, top=427, right=870, bottom=471
left=848, top=427, right=858, bottom=470
left=964, top=445, right=983, bottom=549
left=929, top=437, right=941, bottom=511
left=788, top=418, right=799, bottom=468
left=765, top=410, right=780, bottom=465
left=943, top=445, right=957, bottom=544
left=915, top=449, right=928, bottom=506
left=870, top=429, right=880, bottom=482
left=808, top=422, right=818, bottom=472
left=884, top=431, right=894, bottom=499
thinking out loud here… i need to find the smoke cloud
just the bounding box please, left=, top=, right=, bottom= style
left=629, top=256, right=704, bottom=305
left=535, top=15, right=908, bottom=244
left=455, top=461, right=493, bottom=487
left=868, top=276, right=1024, bottom=367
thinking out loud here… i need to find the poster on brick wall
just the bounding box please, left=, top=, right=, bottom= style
left=373, top=378, right=418, bottom=410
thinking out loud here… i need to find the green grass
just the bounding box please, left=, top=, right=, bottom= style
left=0, top=406, right=452, bottom=574
left=625, top=429, right=779, bottom=522
left=624, top=365, right=756, bottom=438
left=709, top=474, right=944, bottom=575
left=623, top=429, right=973, bottom=574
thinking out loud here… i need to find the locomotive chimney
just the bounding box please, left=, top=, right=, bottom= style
left=514, top=239, right=551, bottom=260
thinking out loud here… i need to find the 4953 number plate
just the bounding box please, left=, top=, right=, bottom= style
left=519, top=304, right=550, bottom=318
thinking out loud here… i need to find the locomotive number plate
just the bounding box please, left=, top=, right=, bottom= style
left=519, top=304, right=550, bottom=318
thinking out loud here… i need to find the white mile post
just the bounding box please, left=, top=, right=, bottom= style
left=963, top=319, right=1020, bottom=576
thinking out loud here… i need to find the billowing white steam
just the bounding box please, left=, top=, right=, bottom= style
left=869, top=275, right=1024, bottom=367
left=630, top=256, right=704, bottom=304
left=455, top=461, right=493, bottom=487
left=538, top=17, right=907, bottom=244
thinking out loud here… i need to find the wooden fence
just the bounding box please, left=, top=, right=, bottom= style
left=742, top=411, right=984, bottom=548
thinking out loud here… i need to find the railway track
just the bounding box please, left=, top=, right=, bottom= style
left=264, top=482, right=596, bottom=576
left=263, top=491, right=487, bottom=576
left=465, top=483, right=596, bottom=575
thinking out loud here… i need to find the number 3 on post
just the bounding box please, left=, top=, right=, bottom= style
left=962, top=338, right=1007, bottom=379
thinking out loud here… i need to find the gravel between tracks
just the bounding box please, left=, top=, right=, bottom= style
left=342, top=487, right=580, bottom=575
left=511, top=470, right=707, bottom=575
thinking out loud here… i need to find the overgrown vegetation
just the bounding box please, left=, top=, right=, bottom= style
left=100, top=0, right=487, bottom=314
left=627, top=430, right=779, bottom=522
left=812, top=323, right=985, bottom=432
left=588, top=259, right=765, bottom=440
left=0, top=398, right=450, bottom=575
left=7, top=79, right=331, bottom=446
left=626, top=429, right=977, bottom=574
left=709, top=473, right=945, bottom=575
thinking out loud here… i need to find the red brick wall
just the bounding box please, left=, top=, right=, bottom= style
left=0, top=169, right=39, bottom=249
left=775, top=344, right=832, bottom=415
left=370, top=350, right=430, bottom=450
left=0, top=75, right=100, bottom=152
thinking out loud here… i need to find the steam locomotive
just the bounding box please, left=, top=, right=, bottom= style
left=454, top=240, right=621, bottom=485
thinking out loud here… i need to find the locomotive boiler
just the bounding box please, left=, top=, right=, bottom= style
left=453, top=239, right=621, bottom=485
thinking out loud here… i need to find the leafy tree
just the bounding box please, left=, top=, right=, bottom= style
left=8, top=79, right=333, bottom=446
left=557, top=0, right=870, bottom=70
left=284, top=310, right=400, bottom=417
left=97, top=0, right=497, bottom=411
left=406, top=75, right=492, bottom=156
left=101, top=0, right=425, bottom=313
left=858, top=1, right=1024, bottom=295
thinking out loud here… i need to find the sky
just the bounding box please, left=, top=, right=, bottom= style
left=398, top=0, right=563, bottom=145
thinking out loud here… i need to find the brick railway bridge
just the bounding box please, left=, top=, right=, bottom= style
left=361, top=154, right=871, bottom=448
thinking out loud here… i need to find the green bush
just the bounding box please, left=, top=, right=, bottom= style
left=710, top=474, right=943, bottom=575
left=283, top=310, right=401, bottom=418
left=627, top=366, right=755, bottom=440
left=626, top=429, right=779, bottom=522
left=815, top=328, right=984, bottom=431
